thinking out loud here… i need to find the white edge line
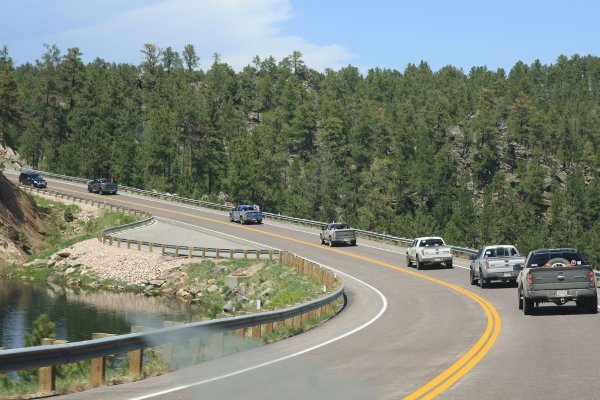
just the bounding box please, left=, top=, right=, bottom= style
left=128, top=262, right=388, bottom=400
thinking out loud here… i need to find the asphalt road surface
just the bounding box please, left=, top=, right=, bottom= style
left=6, top=172, right=600, bottom=400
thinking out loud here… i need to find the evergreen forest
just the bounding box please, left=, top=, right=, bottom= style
left=2, top=44, right=600, bottom=264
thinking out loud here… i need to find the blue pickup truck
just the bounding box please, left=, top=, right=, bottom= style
left=229, top=204, right=263, bottom=225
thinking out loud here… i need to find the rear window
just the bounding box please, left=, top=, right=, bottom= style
left=420, top=238, right=444, bottom=247
left=330, top=223, right=349, bottom=229
left=528, top=251, right=585, bottom=268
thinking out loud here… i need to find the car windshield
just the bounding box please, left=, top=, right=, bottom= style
left=31, top=175, right=44, bottom=180
left=98, top=179, right=110, bottom=183
left=528, top=251, right=585, bottom=268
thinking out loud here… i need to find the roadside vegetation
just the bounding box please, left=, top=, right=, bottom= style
left=0, top=195, right=343, bottom=399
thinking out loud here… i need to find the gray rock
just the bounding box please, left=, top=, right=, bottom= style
left=222, top=301, right=234, bottom=313
left=261, top=287, right=274, bottom=297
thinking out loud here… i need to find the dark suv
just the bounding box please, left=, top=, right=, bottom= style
left=87, top=178, right=118, bottom=195
left=19, top=171, right=47, bottom=188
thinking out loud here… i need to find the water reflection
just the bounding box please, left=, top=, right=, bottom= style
left=0, top=280, right=203, bottom=350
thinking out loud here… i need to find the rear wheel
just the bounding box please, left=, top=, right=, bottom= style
left=523, top=298, right=534, bottom=315
left=518, top=291, right=523, bottom=310
left=470, top=269, right=477, bottom=285
left=587, top=296, right=598, bottom=314
left=446, top=261, right=453, bottom=269
left=328, top=237, right=334, bottom=247
left=351, top=240, right=357, bottom=246
left=479, top=270, right=488, bottom=288
left=406, top=256, right=412, bottom=268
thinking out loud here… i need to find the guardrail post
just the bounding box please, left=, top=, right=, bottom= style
left=202, top=248, right=206, bottom=259
left=128, top=326, right=148, bottom=377
left=161, top=244, right=166, bottom=256
left=216, top=249, right=220, bottom=259
left=38, top=338, right=56, bottom=394
left=188, top=246, right=193, bottom=259
left=149, top=243, right=153, bottom=253
left=116, top=238, right=121, bottom=248
left=91, top=333, right=115, bottom=387
left=137, top=241, right=142, bottom=251
left=159, top=321, right=182, bottom=364
left=269, top=250, right=274, bottom=262
left=175, top=245, right=180, bottom=257
left=243, top=250, right=248, bottom=260
left=127, top=240, right=131, bottom=249
left=108, top=236, right=113, bottom=246
left=230, top=249, right=234, bottom=260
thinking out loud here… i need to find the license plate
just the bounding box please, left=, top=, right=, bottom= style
left=556, top=290, right=569, bottom=297
left=503, top=272, right=512, bottom=277
left=434, top=258, right=441, bottom=262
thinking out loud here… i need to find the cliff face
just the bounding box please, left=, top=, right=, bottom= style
left=0, top=173, right=46, bottom=266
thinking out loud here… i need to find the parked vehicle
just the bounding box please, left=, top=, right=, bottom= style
left=469, top=245, right=525, bottom=288
left=229, top=204, right=262, bottom=225
left=406, top=237, right=453, bottom=269
left=18, top=171, right=47, bottom=188
left=517, top=248, right=597, bottom=315
left=320, top=223, right=357, bottom=247
left=87, top=178, right=118, bottom=195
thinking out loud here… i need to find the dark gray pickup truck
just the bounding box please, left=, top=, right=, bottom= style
left=517, top=248, right=597, bottom=315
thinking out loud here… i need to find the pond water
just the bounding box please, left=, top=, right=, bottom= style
left=0, top=280, right=204, bottom=350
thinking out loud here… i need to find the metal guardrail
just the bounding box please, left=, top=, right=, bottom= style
left=0, top=284, right=344, bottom=373
left=18, top=168, right=479, bottom=257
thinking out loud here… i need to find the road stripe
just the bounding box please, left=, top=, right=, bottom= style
left=41, top=184, right=501, bottom=398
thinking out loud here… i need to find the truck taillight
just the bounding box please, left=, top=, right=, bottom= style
left=528, top=272, right=533, bottom=286
left=590, top=271, right=595, bottom=287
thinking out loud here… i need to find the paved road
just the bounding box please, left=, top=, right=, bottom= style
left=6, top=172, right=600, bottom=399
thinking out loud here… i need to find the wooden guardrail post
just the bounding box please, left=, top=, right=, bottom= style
left=243, top=250, right=248, bottom=260
left=159, top=321, right=182, bottom=364
left=175, top=245, right=180, bottom=257
left=38, top=338, right=56, bottom=394
left=149, top=243, right=154, bottom=253
left=188, top=246, right=193, bottom=259
left=90, top=333, right=115, bottom=387
left=161, top=244, right=166, bottom=256
left=128, top=326, right=148, bottom=377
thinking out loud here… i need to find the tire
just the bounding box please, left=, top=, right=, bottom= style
left=351, top=240, right=357, bottom=246
left=523, top=298, right=534, bottom=315
left=320, top=235, right=325, bottom=245
left=587, top=296, right=598, bottom=314
left=518, top=291, right=523, bottom=310
left=470, top=269, right=477, bottom=285
left=479, top=270, right=488, bottom=288
left=416, top=258, right=422, bottom=270
left=328, top=237, right=334, bottom=247
left=446, top=261, right=453, bottom=269
left=229, top=214, right=234, bottom=222
left=88, top=186, right=92, bottom=193
left=240, top=217, right=245, bottom=225
left=406, top=256, right=412, bottom=268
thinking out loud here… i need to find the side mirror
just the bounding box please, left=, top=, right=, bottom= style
left=513, top=264, right=524, bottom=272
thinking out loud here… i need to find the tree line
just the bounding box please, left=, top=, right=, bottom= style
left=2, top=44, right=600, bottom=264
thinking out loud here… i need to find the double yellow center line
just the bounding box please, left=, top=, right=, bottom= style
left=53, top=185, right=502, bottom=399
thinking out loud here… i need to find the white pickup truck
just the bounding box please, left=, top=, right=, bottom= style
left=469, top=245, right=525, bottom=288
left=320, top=223, right=357, bottom=247
left=406, top=237, right=453, bottom=270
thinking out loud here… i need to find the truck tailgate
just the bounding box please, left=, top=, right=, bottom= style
left=530, top=267, right=593, bottom=290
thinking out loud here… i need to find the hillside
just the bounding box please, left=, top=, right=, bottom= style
left=0, top=172, right=46, bottom=266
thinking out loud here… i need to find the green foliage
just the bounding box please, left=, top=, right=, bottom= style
left=5, top=44, right=600, bottom=262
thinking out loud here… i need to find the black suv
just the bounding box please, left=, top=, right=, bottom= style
left=19, top=171, right=47, bottom=188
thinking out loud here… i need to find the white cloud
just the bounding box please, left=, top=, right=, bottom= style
left=46, top=0, right=354, bottom=71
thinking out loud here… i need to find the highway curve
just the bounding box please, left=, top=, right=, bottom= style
left=7, top=173, right=600, bottom=400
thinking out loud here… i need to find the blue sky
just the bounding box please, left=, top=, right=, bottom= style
left=2, top=0, right=600, bottom=74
